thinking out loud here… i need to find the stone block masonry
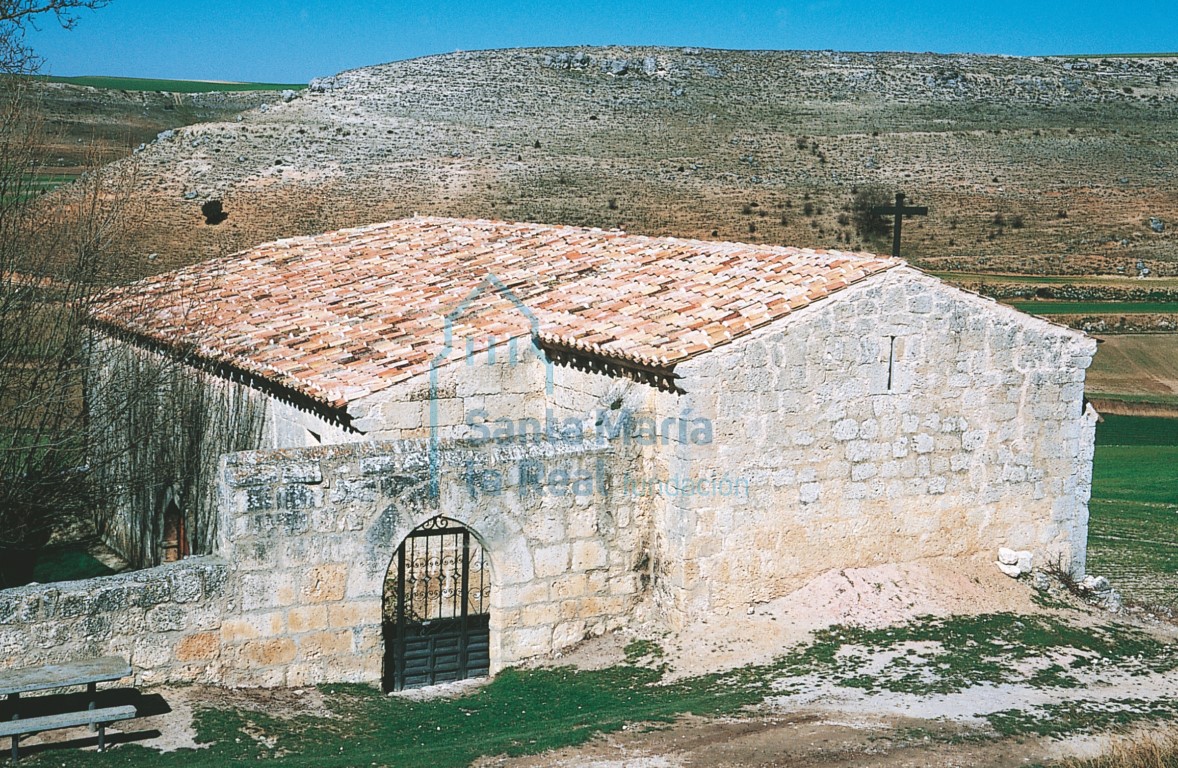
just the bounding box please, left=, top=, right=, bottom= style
left=213, top=435, right=644, bottom=687
left=0, top=559, right=229, bottom=686
left=0, top=435, right=645, bottom=688
left=648, top=266, right=1098, bottom=625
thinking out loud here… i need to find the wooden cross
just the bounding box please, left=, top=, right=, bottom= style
left=870, top=192, right=928, bottom=258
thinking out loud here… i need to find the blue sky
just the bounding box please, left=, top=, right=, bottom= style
left=28, top=0, right=1178, bottom=83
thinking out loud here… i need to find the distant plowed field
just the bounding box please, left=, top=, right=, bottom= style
left=1087, top=334, right=1178, bottom=404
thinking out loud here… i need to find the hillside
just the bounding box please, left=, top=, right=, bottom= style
left=67, top=47, right=1177, bottom=280
left=27, top=80, right=290, bottom=182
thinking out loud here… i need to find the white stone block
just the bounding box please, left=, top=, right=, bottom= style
left=833, top=419, right=859, bottom=441
left=997, top=561, right=1022, bottom=578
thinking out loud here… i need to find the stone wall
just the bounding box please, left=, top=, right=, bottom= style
left=0, top=559, right=229, bottom=685
left=1, top=435, right=646, bottom=688
left=214, top=435, right=645, bottom=686
left=651, top=266, right=1098, bottom=624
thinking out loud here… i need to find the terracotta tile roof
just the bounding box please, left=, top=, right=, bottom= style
left=92, top=217, right=899, bottom=410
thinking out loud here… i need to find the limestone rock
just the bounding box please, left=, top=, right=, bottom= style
left=1082, top=575, right=1111, bottom=593
left=997, top=561, right=1022, bottom=578
left=1015, top=550, right=1033, bottom=572
left=997, top=547, right=1019, bottom=566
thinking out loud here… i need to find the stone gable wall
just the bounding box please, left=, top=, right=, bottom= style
left=651, top=266, right=1098, bottom=624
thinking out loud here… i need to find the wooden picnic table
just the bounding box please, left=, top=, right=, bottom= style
left=0, top=656, right=132, bottom=705
left=0, top=656, right=135, bottom=759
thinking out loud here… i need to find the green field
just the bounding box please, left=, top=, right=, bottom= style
left=31, top=75, right=306, bottom=93
left=1088, top=414, right=1178, bottom=608
left=1088, top=391, right=1178, bottom=407
left=1007, top=301, right=1178, bottom=315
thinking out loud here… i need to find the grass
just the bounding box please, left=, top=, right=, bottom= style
left=22, top=610, right=1177, bottom=767
left=30, top=75, right=306, bottom=93
left=1087, top=415, right=1178, bottom=608
left=1, top=172, right=77, bottom=202
left=1059, top=729, right=1178, bottom=768
left=987, top=698, right=1178, bottom=739
left=788, top=613, right=1176, bottom=697
left=1096, top=414, right=1178, bottom=447
left=1007, top=301, right=1178, bottom=315
left=24, top=664, right=765, bottom=767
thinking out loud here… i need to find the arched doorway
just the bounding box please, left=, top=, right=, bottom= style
left=383, top=516, right=491, bottom=691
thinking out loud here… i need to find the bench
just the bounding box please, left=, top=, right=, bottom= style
left=0, top=657, right=137, bottom=761
left=0, top=705, right=137, bottom=760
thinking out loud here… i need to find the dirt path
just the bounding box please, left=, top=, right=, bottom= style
left=478, top=712, right=1067, bottom=768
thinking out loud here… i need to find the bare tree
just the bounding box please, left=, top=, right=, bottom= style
left=0, top=1, right=110, bottom=75
left=0, top=0, right=114, bottom=585
left=0, top=1, right=271, bottom=586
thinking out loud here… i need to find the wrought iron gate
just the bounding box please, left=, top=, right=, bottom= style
left=383, top=517, right=490, bottom=691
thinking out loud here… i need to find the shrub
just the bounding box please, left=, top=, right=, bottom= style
left=851, top=185, right=893, bottom=240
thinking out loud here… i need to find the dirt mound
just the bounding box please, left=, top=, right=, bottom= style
left=771, top=558, right=1035, bottom=629
left=559, top=557, right=1037, bottom=679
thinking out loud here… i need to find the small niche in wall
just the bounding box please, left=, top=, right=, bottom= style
left=161, top=499, right=189, bottom=563
left=869, top=334, right=911, bottom=395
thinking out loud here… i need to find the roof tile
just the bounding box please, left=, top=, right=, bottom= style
left=92, top=216, right=899, bottom=409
